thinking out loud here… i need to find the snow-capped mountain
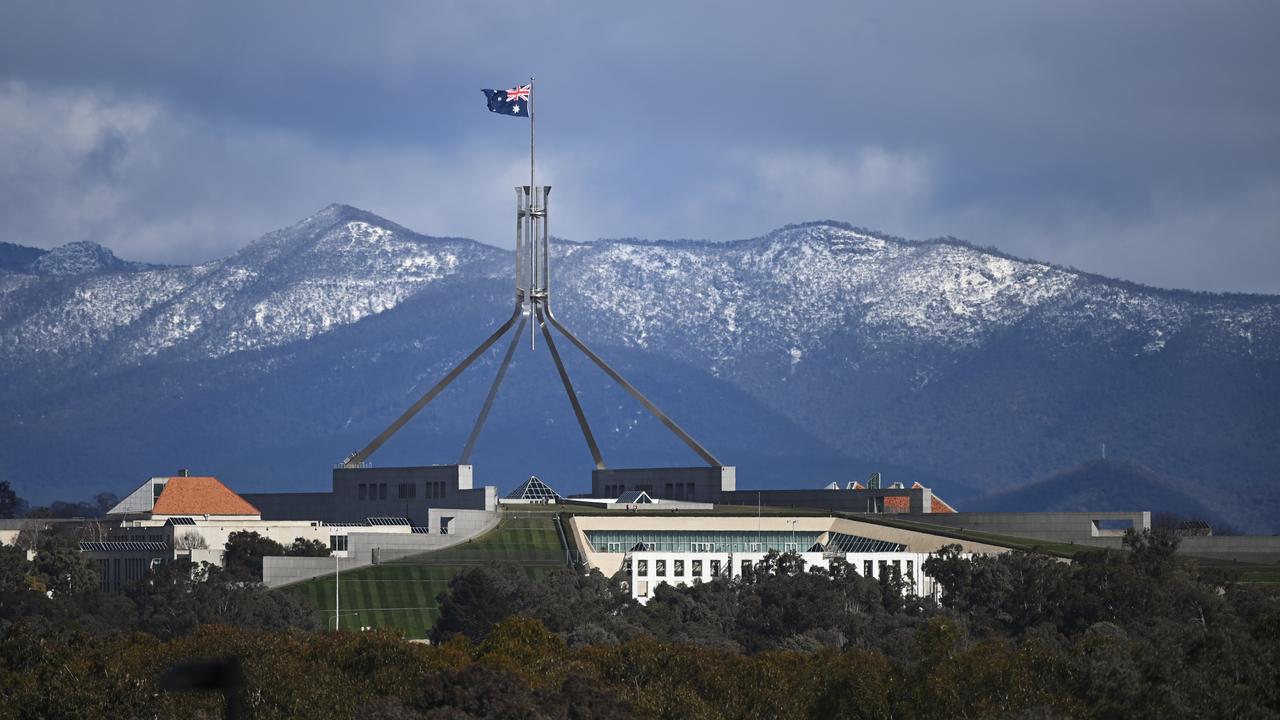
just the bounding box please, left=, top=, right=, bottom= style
left=2, top=206, right=1277, bottom=531
left=25, top=240, right=163, bottom=276
left=0, top=205, right=507, bottom=370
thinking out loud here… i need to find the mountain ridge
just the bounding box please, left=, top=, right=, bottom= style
left=1, top=205, right=1277, bottom=531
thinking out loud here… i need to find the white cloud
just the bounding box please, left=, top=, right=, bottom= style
left=946, top=179, right=1280, bottom=294
left=744, top=146, right=936, bottom=235
left=1, top=80, right=1275, bottom=294
left=0, top=81, right=550, bottom=262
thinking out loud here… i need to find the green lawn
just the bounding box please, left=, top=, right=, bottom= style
left=283, top=516, right=565, bottom=638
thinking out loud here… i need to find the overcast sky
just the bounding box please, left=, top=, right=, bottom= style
left=1, top=2, right=1277, bottom=292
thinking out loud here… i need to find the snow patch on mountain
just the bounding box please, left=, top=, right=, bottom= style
left=27, top=241, right=157, bottom=276
left=2, top=210, right=1277, bottom=380
left=0, top=205, right=508, bottom=370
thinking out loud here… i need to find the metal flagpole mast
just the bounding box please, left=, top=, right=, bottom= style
left=529, top=76, right=536, bottom=350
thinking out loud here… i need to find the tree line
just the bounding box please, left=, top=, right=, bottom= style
left=1, top=528, right=1278, bottom=718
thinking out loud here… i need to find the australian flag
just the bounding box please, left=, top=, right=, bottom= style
left=482, top=84, right=530, bottom=117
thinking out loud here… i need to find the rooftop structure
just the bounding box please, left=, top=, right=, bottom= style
left=504, top=476, right=561, bottom=504
left=152, top=476, right=261, bottom=518
left=107, top=474, right=261, bottom=520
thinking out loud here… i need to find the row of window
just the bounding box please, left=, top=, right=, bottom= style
left=632, top=557, right=917, bottom=582
left=358, top=483, right=388, bottom=501
left=110, top=533, right=166, bottom=544
left=663, top=482, right=698, bottom=501
left=599, top=482, right=700, bottom=500
left=636, top=558, right=725, bottom=578
left=357, top=482, right=450, bottom=501
left=601, top=483, right=649, bottom=497
left=606, top=541, right=800, bottom=554
left=862, top=559, right=913, bottom=581
left=587, top=531, right=822, bottom=554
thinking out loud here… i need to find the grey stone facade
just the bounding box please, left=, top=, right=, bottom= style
left=244, top=465, right=497, bottom=526
left=591, top=466, right=736, bottom=503
left=717, top=487, right=931, bottom=513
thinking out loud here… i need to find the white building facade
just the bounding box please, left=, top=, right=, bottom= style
left=627, top=550, right=947, bottom=603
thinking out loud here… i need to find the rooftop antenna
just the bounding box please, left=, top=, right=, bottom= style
left=339, top=81, right=723, bottom=474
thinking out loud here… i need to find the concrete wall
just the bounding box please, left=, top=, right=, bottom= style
left=1175, top=536, right=1280, bottom=564
left=262, top=509, right=501, bottom=588
left=907, top=511, right=1151, bottom=544
left=84, top=549, right=168, bottom=592
left=592, top=466, right=735, bottom=502
left=717, top=488, right=929, bottom=514
left=242, top=493, right=336, bottom=522
left=246, top=465, right=496, bottom=525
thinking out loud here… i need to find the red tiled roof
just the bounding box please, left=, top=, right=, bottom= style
left=930, top=494, right=957, bottom=513
left=151, top=476, right=260, bottom=517
left=884, top=496, right=910, bottom=513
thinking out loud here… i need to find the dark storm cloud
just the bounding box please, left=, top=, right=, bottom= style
left=0, top=1, right=1277, bottom=291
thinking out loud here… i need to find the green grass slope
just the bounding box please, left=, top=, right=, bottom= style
left=283, top=515, right=565, bottom=637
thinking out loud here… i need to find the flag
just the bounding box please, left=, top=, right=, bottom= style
left=482, top=84, right=530, bottom=117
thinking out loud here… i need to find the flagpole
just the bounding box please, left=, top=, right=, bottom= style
left=529, top=76, right=536, bottom=350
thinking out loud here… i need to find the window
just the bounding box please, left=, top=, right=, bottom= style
left=691, top=542, right=712, bottom=552
left=674, top=560, right=685, bottom=576
left=606, top=542, right=621, bottom=553
left=906, top=560, right=914, bottom=580
left=398, top=483, right=416, bottom=500
left=748, top=543, right=762, bottom=552
left=784, top=543, right=798, bottom=553
left=358, top=483, right=367, bottom=500
left=637, top=559, right=648, bottom=576
left=379, top=483, right=387, bottom=500
left=741, top=559, right=752, bottom=576
left=656, top=560, right=666, bottom=577
left=878, top=560, right=888, bottom=578
left=692, top=560, right=703, bottom=577
left=710, top=559, right=722, bottom=577
left=329, top=535, right=347, bottom=551
left=892, top=560, right=901, bottom=580
left=864, top=560, right=873, bottom=577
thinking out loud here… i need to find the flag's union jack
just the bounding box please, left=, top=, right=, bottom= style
left=482, top=84, right=530, bottom=117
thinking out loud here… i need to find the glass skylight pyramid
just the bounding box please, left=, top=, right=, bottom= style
left=506, top=475, right=561, bottom=501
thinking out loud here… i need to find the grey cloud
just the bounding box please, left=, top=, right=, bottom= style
left=0, top=2, right=1277, bottom=292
